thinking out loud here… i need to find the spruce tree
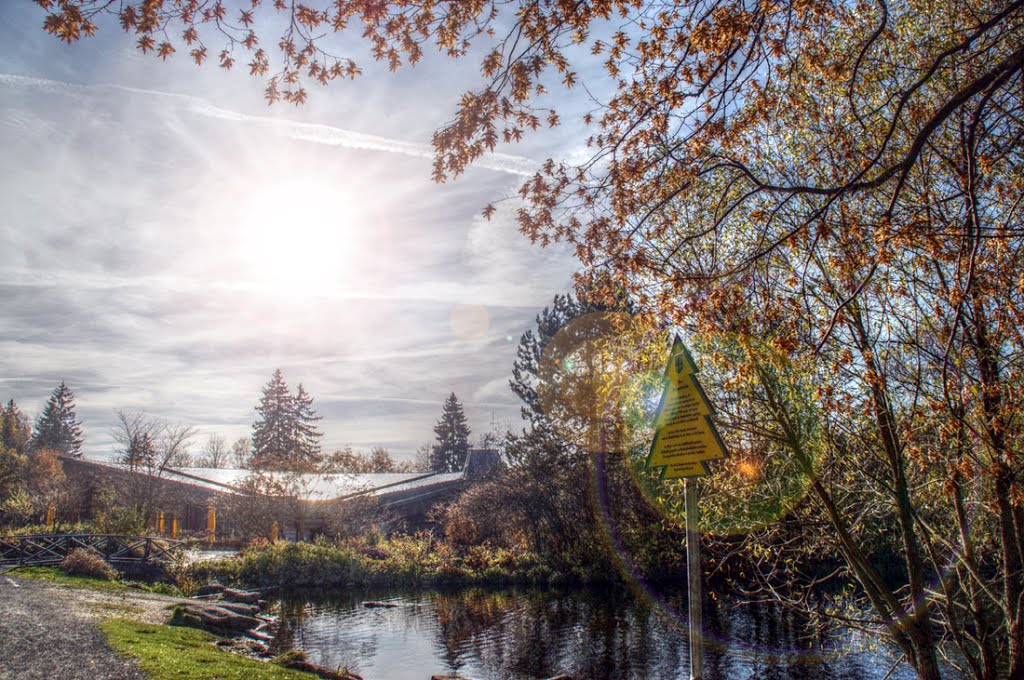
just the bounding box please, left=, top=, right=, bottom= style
left=30, top=382, right=84, bottom=457
left=251, top=371, right=324, bottom=472
left=251, top=369, right=294, bottom=470
left=431, top=393, right=471, bottom=473
left=292, top=383, right=323, bottom=471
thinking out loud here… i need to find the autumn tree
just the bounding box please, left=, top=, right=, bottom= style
left=34, top=2, right=1024, bottom=676
left=367, top=446, right=399, bottom=473
left=1, top=400, right=31, bottom=455
left=111, top=409, right=197, bottom=524
left=431, top=393, right=471, bottom=473
left=322, top=446, right=405, bottom=473
left=0, top=441, right=27, bottom=524
left=31, top=382, right=84, bottom=457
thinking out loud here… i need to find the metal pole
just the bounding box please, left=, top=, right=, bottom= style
left=686, top=477, right=703, bottom=680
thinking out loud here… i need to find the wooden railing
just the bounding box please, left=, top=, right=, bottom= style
left=0, top=534, right=186, bottom=567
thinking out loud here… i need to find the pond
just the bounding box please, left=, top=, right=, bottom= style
left=266, top=586, right=916, bottom=680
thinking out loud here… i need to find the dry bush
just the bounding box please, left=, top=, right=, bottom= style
left=61, top=547, right=118, bottom=580
left=322, top=495, right=394, bottom=539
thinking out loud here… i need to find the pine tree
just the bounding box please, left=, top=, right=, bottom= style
left=431, top=393, right=471, bottom=473
left=251, top=369, right=294, bottom=471
left=1, top=400, right=31, bottom=455
left=251, top=371, right=324, bottom=472
left=30, top=382, right=84, bottom=457
left=291, top=383, right=323, bottom=472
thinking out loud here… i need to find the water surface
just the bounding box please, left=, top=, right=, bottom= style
left=268, top=587, right=914, bottom=680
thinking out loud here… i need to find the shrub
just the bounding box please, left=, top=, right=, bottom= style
left=61, top=547, right=118, bottom=580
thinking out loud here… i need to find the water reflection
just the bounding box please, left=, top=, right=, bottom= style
left=270, top=587, right=912, bottom=680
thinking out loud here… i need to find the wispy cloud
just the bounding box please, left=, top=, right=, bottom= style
left=0, top=73, right=538, bottom=177
left=0, top=61, right=576, bottom=461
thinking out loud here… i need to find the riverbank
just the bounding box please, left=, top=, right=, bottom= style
left=189, top=534, right=609, bottom=590
left=0, top=570, right=174, bottom=679
left=0, top=569, right=321, bottom=679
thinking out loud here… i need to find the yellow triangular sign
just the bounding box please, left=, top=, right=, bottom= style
left=646, top=336, right=727, bottom=479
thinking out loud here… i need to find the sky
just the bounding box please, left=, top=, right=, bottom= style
left=0, top=4, right=587, bottom=462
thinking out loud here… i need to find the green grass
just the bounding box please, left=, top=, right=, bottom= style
left=8, top=566, right=184, bottom=595
left=100, top=619, right=316, bottom=679
left=9, top=566, right=131, bottom=592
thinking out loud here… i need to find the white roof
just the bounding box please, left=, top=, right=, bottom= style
left=164, top=466, right=464, bottom=501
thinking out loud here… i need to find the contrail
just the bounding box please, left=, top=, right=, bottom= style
left=0, top=73, right=538, bottom=176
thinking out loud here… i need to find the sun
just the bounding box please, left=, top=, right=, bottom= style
left=228, top=177, right=365, bottom=297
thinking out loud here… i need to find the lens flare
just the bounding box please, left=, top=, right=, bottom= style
left=449, top=303, right=490, bottom=341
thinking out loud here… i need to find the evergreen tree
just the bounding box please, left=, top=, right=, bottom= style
left=251, top=371, right=324, bottom=472
left=431, top=393, right=471, bottom=473
left=30, top=382, right=84, bottom=457
left=251, top=369, right=295, bottom=470
left=291, top=383, right=323, bottom=471
left=1, top=400, right=31, bottom=455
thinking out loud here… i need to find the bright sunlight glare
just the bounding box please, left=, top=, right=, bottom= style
left=223, top=176, right=365, bottom=296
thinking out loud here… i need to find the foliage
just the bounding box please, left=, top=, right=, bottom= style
left=431, top=393, right=471, bottom=473
left=60, top=547, right=119, bottom=580
left=0, top=444, right=75, bottom=527
left=223, top=471, right=297, bottom=542
left=0, top=521, right=95, bottom=536
left=213, top=534, right=555, bottom=589
left=30, top=382, right=83, bottom=456
left=92, top=487, right=147, bottom=535
left=322, top=446, right=409, bottom=473
left=252, top=370, right=323, bottom=472
left=322, top=494, right=393, bottom=540
left=100, top=619, right=316, bottom=680
left=32, top=1, right=1024, bottom=676
left=0, top=487, right=34, bottom=527
left=1, top=399, right=31, bottom=455
left=110, top=411, right=197, bottom=525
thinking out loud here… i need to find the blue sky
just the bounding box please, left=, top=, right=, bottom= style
left=0, top=4, right=583, bottom=461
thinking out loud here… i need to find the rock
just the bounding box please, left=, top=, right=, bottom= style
left=430, top=676, right=472, bottom=680
left=274, top=650, right=362, bottom=679
left=179, top=604, right=262, bottom=633
left=362, top=601, right=399, bottom=608
left=221, top=587, right=261, bottom=604
left=245, top=628, right=274, bottom=643
left=196, top=581, right=225, bottom=596
left=212, top=602, right=261, bottom=617
left=214, top=636, right=267, bottom=658
left=545, top=676, right=575, bottom=680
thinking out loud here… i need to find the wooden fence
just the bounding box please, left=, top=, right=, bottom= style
left=0, top=534, right=185, bottom=567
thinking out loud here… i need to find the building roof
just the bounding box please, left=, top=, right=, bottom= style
left=74, top=457, right=470, bottom=502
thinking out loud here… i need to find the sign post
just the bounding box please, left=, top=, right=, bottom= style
left=646, top=335, right=728, bottom=680
left=685, top=477, right=703, bottom=679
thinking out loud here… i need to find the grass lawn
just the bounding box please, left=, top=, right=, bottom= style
left=8, top=566, right=132, bottom=592
left=100, top=619, right=316, bottom=679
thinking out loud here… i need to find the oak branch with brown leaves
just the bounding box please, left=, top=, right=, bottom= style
left=32, top=2, right=1024, bottom=679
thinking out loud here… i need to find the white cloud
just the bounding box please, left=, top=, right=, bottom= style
left=0, top=62, right=578, bottom=459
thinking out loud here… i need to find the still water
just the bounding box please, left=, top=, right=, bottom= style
left=266, top=587, right=916, bottom=680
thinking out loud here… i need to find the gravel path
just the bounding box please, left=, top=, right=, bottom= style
left=0, top=573, right=190, bottom=680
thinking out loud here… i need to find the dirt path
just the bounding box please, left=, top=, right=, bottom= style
left=0, top=573, right=191, bottom=679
